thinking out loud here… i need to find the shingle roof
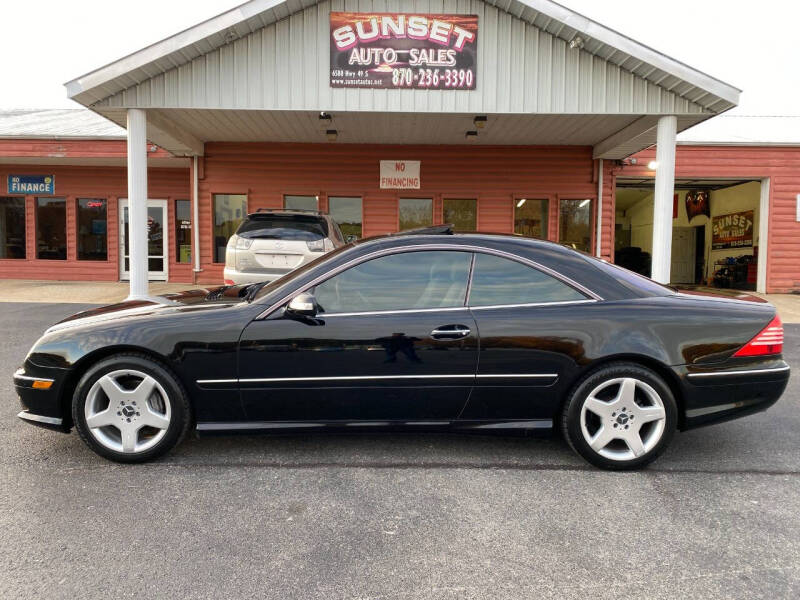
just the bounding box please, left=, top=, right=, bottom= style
left=0, top=108, right=126, bottom=139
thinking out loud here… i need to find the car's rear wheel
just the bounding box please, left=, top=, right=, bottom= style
left=72, top=354, right=190, bottom=463
left=561, top=363, right=677, bottom=470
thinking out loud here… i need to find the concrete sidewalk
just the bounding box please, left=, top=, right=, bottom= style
left=0, top=278, right=798, bottom=322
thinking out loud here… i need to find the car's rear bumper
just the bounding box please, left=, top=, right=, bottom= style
left=678, top=360, right=790, bottom=430
left=14, top=367, right=70, bottom=433
left=223, top=267, right=288, bottom=285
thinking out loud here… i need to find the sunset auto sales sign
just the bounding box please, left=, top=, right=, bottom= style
left=330, top=12, right=478, bottom=90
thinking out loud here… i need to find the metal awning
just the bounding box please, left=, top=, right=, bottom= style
left=65, top=0, right=740, bottom=159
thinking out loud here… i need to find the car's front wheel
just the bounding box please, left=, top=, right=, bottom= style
left=561, top=363, right=677, bottom=470
left=72, top=354, right=190, bottom=463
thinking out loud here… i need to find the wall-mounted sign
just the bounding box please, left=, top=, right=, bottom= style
left=380, top=160, right=420, bottom=189
left=686, top=190, right=710, bottom=221
left=7, top=174, right=54, bottom=195
left=712, top=210, right=754, bottom=250
left=330, top=12, right=478, bottom=90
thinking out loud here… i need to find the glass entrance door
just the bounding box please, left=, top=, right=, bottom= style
left=119, top=198, right=168, bottom=281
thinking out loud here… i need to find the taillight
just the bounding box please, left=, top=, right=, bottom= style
left=733, top=315, right=783, bottom=357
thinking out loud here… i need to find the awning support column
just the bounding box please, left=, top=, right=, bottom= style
left=650, top=115, right=677, bottom=284
left=126, top=108, right=149, bottom=300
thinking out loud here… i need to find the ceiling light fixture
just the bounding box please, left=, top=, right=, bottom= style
left=569, top=36, right=585, bottom=50
left=465, top=130, right=478, bottom=141
left=517, top=198, right=527, bottom=208
left=326, top=129, right=338, bottom=142
left=473, top=116, right=488, bottom=129
left=319, top=112, right=332, bottom=128
left=648, top=160, right=659, bottom=170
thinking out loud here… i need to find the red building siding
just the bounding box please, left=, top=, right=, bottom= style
left=0, top=163, right=190, bottom=282
left=619, top=145, right=800, bottom=293
left=195, top=142, right=607, bottom=283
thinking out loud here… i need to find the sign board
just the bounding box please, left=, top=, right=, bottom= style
left=380, top=160, right=420, bottom=189
left=7, top=174, right=54, bottom=195
left=330, top=12, right=478, bottom=89
left=712, top=210, right=754, bottom=250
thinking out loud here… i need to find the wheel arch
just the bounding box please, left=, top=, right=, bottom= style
left=58, top=345, right=182, bottom=430
left=558, top=354, right=686, bottom=429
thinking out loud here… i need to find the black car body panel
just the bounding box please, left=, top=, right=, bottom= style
left=15, top=233, right=789, bottom=437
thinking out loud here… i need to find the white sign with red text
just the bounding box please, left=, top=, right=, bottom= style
left=380, top=160, right=420, bottom=189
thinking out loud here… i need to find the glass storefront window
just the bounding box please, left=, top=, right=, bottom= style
left=77, top=198, right=107, bottom=261
left=0, top=197, right=26, bottom=259
left=514, top=198, right=548, bottom=239
left=213, top=194, right=247, bottom=263
left=398, top=198, right=433, bottom=231
left=443, top=198, right=477, bottom=232
left=559, top=198, right=593, bottom=253
left=284, top=195, right=318, bottom=211
left=329, top=196, right=362, bottom=239
left=36, top=197, right=66, bottom=260
left=175, top=199, right=192, bottom=264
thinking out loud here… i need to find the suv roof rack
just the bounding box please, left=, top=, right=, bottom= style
left=393, top=224, right=455, bottom=236
left=252, top=208, right=325, bottom=216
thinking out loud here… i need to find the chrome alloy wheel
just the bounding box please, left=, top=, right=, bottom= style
left=84, top=369, right=172, bottom=454
left=579, top=377, right=667, bottom=461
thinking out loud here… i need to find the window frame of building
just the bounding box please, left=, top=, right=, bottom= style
left=0, top=196, right=27, bottom=260
left=175, top=198, right=192, bottom=264
left=513, top=197, right=550, bottom=240
left=284, top=194, right=319, bottom=212
left=442, top=198, right=478, bottom=232
left=76, top=198, right=108, bottom=261
left=328, top=196, right=363, bottom=240
left=212, top=193, right=248, bottom=264
left=35, top=197, right=67, bottom=260
left=558, top=197, right=595, bottom=255
left=398, top=198, right=433, bottom=231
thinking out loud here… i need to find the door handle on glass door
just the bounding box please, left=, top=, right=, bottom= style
left=430, top=325, right=471, bottom=340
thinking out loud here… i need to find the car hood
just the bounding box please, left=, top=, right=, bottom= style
left=46, top=285, right=251, bottom=334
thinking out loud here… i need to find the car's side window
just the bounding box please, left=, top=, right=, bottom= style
left=468, top=253, right=588, bottom=307
left=314, top=250, right=472, bottom=314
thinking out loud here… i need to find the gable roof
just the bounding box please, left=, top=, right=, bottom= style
left=66, top=0, right=739, bottom=113
left=0, top=109, right=126, bottom=139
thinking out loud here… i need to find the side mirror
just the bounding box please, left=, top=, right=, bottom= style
left=345, top=234, right=358, bottom=243
left=286, top=292, right=318, bottom=317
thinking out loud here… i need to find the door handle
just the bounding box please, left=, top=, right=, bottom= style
left=430, top=325, right=471, bottom=340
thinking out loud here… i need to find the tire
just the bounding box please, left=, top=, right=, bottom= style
left=72, top=353, right=191, bottom=463
left=561, top=362, right=677, bottom=470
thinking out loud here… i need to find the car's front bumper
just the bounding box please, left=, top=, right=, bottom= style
left=678, top=360, right=790, bottom=430
left=14, top=367, right=70, bottom=432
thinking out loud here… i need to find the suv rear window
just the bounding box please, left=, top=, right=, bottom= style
left=236, top=214, right=329, bottom=241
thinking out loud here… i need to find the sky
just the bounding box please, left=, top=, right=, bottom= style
left=0, top=0, right=798, bottom=115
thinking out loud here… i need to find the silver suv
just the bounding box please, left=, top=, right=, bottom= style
left=224, top=209, right=347, bottom=285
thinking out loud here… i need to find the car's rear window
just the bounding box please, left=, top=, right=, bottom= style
left=584, top=254, right=676, bottom=297
left=236, top=215, right=329, bottom=241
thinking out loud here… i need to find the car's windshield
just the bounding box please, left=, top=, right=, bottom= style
left=237, top=215, right=329, bottom=240
left=251, top=242, right=354, bottom=302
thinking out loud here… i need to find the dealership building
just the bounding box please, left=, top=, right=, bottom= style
left=1, top=0, right=799, bottom=294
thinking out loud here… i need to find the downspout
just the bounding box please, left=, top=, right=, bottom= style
left=596, top=158, right=603, bottom=258
left=192, top=156, right=201, bottom=278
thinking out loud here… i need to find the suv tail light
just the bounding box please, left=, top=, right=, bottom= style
left=306, top=238, right=333, bottom=252
left=733, top=315, right=783, bottom=357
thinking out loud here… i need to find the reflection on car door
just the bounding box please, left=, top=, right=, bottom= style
left=238, top=250, right=478, bottom=422
left=460, top=252, right=596, bottom=422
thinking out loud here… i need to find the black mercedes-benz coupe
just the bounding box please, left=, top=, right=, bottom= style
left=14, top=228, right=790, bottom=469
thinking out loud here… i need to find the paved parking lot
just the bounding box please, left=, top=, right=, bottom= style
left=1, top=302, right=799, bottom=599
